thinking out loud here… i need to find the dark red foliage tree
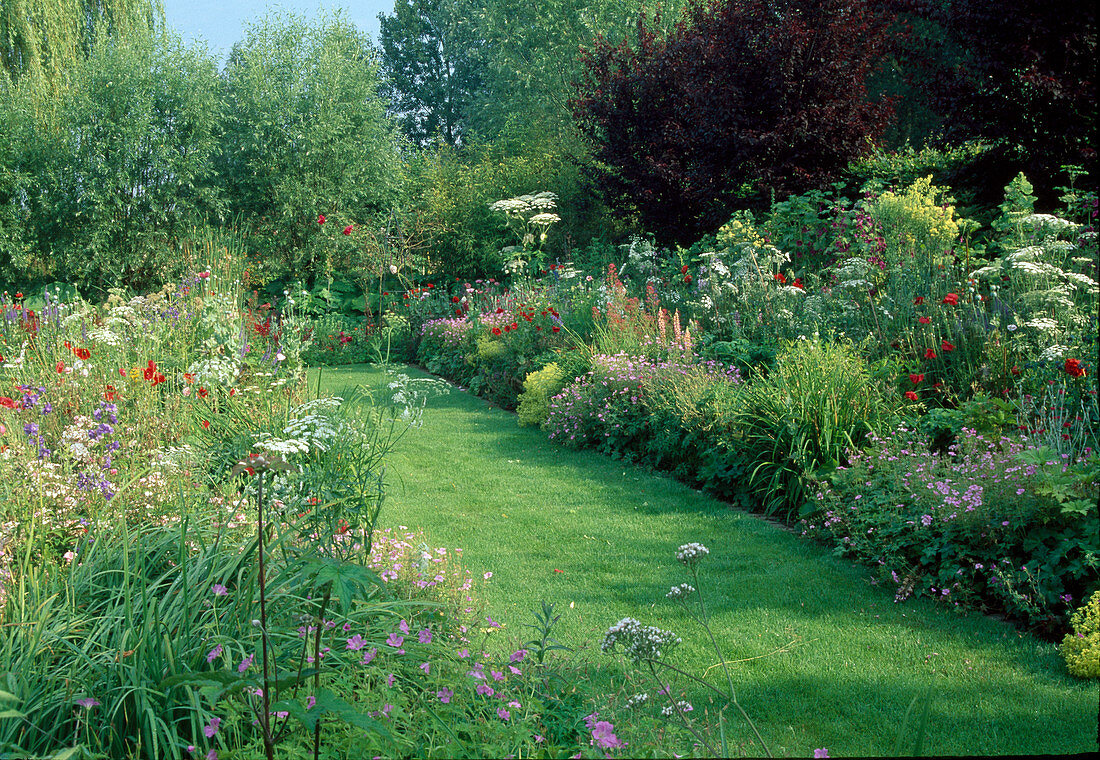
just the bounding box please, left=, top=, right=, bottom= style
left=890, top=1, right=1096, bottom=198
left=570, top=0, right=898, bottom=243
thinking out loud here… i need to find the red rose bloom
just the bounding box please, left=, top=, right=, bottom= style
left=905, top=390, right=919, bottom=401
left=942, top=293, right=959, bottom=306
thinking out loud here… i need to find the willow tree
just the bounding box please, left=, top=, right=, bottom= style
left=0, top=0, right=159, bottom=87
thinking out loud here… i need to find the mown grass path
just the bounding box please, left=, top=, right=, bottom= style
left=316, top=363, right=1096, bottom=757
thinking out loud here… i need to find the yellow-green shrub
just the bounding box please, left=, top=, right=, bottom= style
left=872, top=175, right=960, bottom=267
left=517, top=363, right=566, bottom=427
left=1061, top=590, right=1100, bottom=678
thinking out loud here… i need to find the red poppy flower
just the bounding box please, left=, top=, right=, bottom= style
left=336, top=519, right=350, bottom=535
left=503, top=324, right=511, bottom=333
left=317, top=214, right=326, bottom=224
left=14, top=292, right=22, bottom=300
left=941, top=340, right=955, bottom=352
left=914, top=297, right=925, bottom=305
left=0, top=397, right=15, bottom=409
left=143, top=360, right=157, bottom=380
left=909, top=373, right=924, bottom=384
left=492, top=327, right=502, bottom=336
left=511, top=322, right=518, bottom=330
left=201, top=420, right=210, bottom=429
left=1065, top=358, right=1086, bottom=378
left=924, top=348, right=937, bottom=360
left=792, top=278, right=804, bottom=290
left=198, top=387, right=208, bottom=398
left=454, top=309, right=462, bottom=316
left=552, top=326, right=560, bottom=333
left=74, top=347, right=90, bottom=360
left=774, top=272, right=787, bottom=284
left=942, top=293, right=959, bottom=305
left=56, top=361, right=65, bottom=374
left=343, top=225, right=353, bottom=235
left=680, top=265, right=688, bottom=274
left=103, top=385, right=118, bottom=401
left=918, top=316, right=931, bottom=324
left=184, top=373, right=195, bottom=384
left=683, top=274, right=692, bottom=284
left=905, top=390, right=919, bottom=401
left=152, top=372, right=165, bottom=385
left=495, top=307, right=504, bottom=314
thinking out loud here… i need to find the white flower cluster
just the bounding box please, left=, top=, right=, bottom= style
left=675, top=542, right=709, bottom=566
left=279, top=397, right=345, bottom=452
left=625, top=693, right=649, bottom=709
left=187, top=355, right=240, bottom=388
left=665, top=583, right=696, bottom=600
left=529, top=212, right=561, bottom=227
left=660, top=701, right=693, bottom=717
left=488, top=191, right=558, bottom=217
left=1021, top=213, right=1079, bottom=233
left=601, top=617, right=681, bottom=662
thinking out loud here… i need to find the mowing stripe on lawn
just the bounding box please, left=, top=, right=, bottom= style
left=316, top=363, right=1096, bottom=757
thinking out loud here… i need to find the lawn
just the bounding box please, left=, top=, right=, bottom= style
left=317, top=362, right=1097, bottom=757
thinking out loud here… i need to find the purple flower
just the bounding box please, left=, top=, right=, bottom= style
left=814, top=750, right=830, bottom=759
left=437, top=687, right=453, bottom=704
left=362, top=648, right=378, bottom=665
left=510, top=649, right=527, bottom=663
left=386, top=673, right=395, bottom=688
left=206, top=644, right=222, bottom=664
left=497, top=707, right=510, bottom=721
left=75, top=697, right=100, bottom=709
left=590, top=720, right=623, bottom=749
left=420, top=661, right=431, bottom=674
left=418, top=628, right=432, bottom=644
left=211, top=583, right=228, bottom=597
left=476, top=683, right=494, bottom=697
left=306, top=695, right=316, bottom=710
left=203, top=716, right=221, bottom=739
left=346, top=634, right=366, bottom=650
left=238, top=654, right=254, bottom=673
left=398, top=619, right=409, bottom=634
left=386, top=633, right=404, bottom=648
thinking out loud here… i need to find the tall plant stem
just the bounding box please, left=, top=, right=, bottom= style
left=312, top=585, right=332, bottom=760
left=257, top=472, right=275, bottom=760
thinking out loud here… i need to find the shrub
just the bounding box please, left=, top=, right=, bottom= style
left=517, top=362, right=566, bottom=427
left=1061, top=590, right=1100, bottom=678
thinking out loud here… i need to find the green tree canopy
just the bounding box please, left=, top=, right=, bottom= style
left=216, top=10, right=405, bottom=284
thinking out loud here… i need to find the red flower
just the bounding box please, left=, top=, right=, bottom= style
left=183, top=373, right=195, bottom=384
left=198, top=387, right=208, bottom=398
left=905, top=390, right=919, bottom=401
left=143, top=360, right=157, bottom=381
left=103, top=385, right=118, bottom=401
left=202, top=420, right=210, bottom=429
left=454, top=309, right=462, bottom=316
left=151, top=372, right=165, bottom=385
left=0, top=397, right=15, bottom=409
left=552, top=326, right=560, bottom=333
left=792, top=278, right=804, bottom=290
left=683, top=274, right=692, bottom=284
left=909, top=373, right=924, bottom=384
left=73, top=347, right=90, bottom=360
left=495, top=307, right=504, bottom=314
left=492, top=327, right=502, bottom=336
left=1065, top=358, right=1086, bottom=378
left=924, top=348, right=937, bottom=360
left=336, top=519, right=350, bottom=535
left=14, top=292, right=23, bottom=299
left=553, top=568, right=563, bottom=574
left=914, top=296, right=925, bottom=305
left=1011, top=366, right=1020, bottom=375
left=941, top=340, right=955, bottom=352
left=317, top=214, right=326, bottom=224
left=343, top=225, right=353, bottom=235
left=942, top=293, right=959, bottom=306
left=774, top=272, right=787, bottom=284
left=511, top=322, right=518, bottom=330
left=56, top=361, right=65, bottom=374
left=680, top=264, right=689, bottom=274
left=918, top=316, right=931, bottom=324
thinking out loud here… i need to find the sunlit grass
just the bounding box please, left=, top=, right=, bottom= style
left=318, top=363, right=1096, bottom=757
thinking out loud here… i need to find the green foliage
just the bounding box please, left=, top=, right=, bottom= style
left=516, top=362, right=566, bottom=427
left=0, top=33, right=223, bottom=294
left=217, top=10, right=404, bottom=286
left=870, top=176, right=961, bottom=269
left=736, top=338, right=903, bottom=519
left=1061, top=590, right=1100, bottom=678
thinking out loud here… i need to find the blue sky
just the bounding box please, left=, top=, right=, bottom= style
left=163, top=1, right=393, bottom=61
